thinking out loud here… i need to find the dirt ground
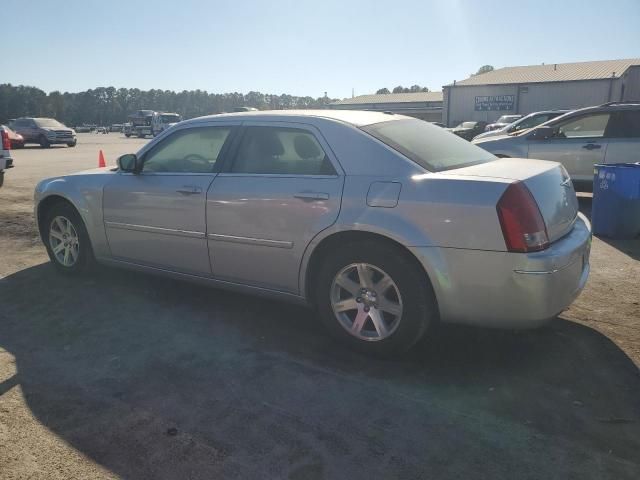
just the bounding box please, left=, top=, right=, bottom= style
left=0, top=135, right=639, bottom=479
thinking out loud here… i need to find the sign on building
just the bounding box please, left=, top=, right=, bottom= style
left=475, top=95, right=515, bottom=111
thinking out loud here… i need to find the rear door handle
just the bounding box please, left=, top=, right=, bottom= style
left=582, top=143, right=602, bottom=150
left=176, top=185, right=202, bottom=195
left=294, top=192, right=330, bottom=201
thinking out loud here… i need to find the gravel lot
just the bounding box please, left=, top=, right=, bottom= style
left=1, top=134, right=639, bottom=479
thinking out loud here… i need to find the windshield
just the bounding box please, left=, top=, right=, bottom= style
left=35, top=118, right=65, bottom=128
left=161, top=115, right=181, bottom=123
left=496, top=115, right=520, bottom=124
left=362, top=119, right=495, bottom=172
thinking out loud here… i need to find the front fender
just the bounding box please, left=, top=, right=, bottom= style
left=35, top=174, right=111, bottom=257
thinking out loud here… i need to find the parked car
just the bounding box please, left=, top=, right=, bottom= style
left=110, top=124, right=123, bottom=133
left=473, top=102, right=640, bottom=191
left=484, top=115, right=523, bottom=132
left=0, top=126, right=15, bottom=187
left=473, top=110, right=570, bottom=141
left=10, top=117, right=77, bottom=148
left=1, top=124, right=24, bottom=148
left=447, top=121, right=488, bottom=140
left=34, top=110, right=591, bottom=355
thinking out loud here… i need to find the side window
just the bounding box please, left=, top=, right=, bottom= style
left=230, top=126, right=335, bottom=175
left=142, top=126, right=231, bottom=173
left=556, top=113, right=610, bottom=139
left=605, top=111, right=640, bottom=138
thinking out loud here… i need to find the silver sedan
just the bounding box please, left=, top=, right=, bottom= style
left=34, top=110, right=591, bottom=355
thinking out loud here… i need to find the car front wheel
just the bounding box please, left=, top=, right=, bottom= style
left=314, top=241, right=436, bottom=355
left=39, top=135, right=51, bottom=148
left=43, top=202, right=93, bottom=273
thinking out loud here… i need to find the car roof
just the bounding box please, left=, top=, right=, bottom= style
left=183, top=109, right=407, bottom=127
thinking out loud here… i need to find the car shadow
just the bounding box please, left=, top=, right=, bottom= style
left=1, top=263, right=639, bottom=479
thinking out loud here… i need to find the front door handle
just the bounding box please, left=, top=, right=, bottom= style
left=582, top=143, right=602, bottom=150
left=176, top=185, right=202, bottom=195
left=294, top=192, right=330, bottom=201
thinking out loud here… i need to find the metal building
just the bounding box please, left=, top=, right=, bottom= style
left=328, top=92, right=443, bottom=122
left=443, top=58, right=640, bottom=126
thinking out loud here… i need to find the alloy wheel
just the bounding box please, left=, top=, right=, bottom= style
left=49, top=216, right=80, bottom=267
left=330, top=263, right=403, bottom=341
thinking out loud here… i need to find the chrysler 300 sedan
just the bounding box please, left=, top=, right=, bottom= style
left=34, top=110, right=591, bottom=355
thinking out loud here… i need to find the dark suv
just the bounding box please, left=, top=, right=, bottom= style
left=10, top=117, right=77, bottom=148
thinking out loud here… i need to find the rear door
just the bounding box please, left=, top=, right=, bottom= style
left=206, top=122, right=344, bottom=294
left=527, top=112, right=610, bottom=183
left=603, top=110, right=640, bottom=163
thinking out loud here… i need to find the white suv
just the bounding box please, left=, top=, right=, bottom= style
left=473, top=102, right=640, bottom=191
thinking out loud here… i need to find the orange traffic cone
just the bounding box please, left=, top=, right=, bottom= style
left=98, top=150, right=106, bottom=168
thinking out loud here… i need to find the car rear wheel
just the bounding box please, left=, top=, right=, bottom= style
left=43, top=202, right=93, bottom=274
left=314, top=241, right=436, bottom=355
left=39, top=135, right=51, bottom=148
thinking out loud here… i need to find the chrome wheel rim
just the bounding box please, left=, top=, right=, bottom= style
left=49, top=216, right=79, bottom=267
left=330, top=263, right=403, bottom=341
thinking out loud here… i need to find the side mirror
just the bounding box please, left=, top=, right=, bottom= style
left=527, top=126, right=555, bottom=140
left=117, top=153, right=138, bottom=172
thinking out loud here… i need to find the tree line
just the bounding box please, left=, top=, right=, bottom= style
left=376, top=85, right=430, bottom=94
left=0, top=84, right=337, bottom=126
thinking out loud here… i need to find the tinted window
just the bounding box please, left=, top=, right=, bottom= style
left=142, top=127, right=231, bottom=173
left=556, top=113, right=610, bottom=138
left=606, top=110, right=640, bottom=138
left=362, top=119, right=495, bottom=172
left=230, top=127, right=335, bottom=175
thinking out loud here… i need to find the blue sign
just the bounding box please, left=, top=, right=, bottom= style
left=475, top=95, right=515, bottom=111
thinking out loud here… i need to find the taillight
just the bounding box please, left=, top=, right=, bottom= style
left=1, top=129, right=10, bottom=150
left=496, top=181, right=549, bottom=253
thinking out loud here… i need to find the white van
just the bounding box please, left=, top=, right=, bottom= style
left=151, top=112, right=183, bottom=136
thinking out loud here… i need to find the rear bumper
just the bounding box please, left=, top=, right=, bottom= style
left=410, top=213, right=592, bottom=328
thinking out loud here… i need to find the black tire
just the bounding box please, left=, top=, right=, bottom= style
left=67, top=141, right=77, bottom=147
left=314, top=241, right=437, bottom=356
left=42, top=201, right=94, bottom=274
left=125, top=133, right=131, bottom=138
left=0, top=172, right=4, bottom=188
left=39, top=135, right=51, bottom=148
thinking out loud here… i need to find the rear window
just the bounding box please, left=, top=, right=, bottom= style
left=361, top=119, right=496, bottom=172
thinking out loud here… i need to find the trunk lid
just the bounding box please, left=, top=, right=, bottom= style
left=449, top=158, right=579, bottom=242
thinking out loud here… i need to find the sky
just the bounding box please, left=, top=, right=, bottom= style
left=4, top=0, right=639, bottom=99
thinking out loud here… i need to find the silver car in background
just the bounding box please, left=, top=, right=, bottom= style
left=34, top=110, right=591, bottom=355
left=473, top=110, right=570, bottom=141
left=473, top=102, right=640, bottom=191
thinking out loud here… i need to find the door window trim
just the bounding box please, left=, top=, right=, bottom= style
left=219, top=121, right=343, bottom=177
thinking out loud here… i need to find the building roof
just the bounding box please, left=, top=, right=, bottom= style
left=330, top=91, right=443, bottom=106
left=451, top=58, right=640, bottom=87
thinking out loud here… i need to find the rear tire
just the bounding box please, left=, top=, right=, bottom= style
left=43, top=202, right=94, bottom=274
left=314, top=241, right=436, bottom=356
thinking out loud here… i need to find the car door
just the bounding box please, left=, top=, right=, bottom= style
left=527, top=112, right=610, bottom=183
left=103, top=123, right=237, bottom=275
left=603, top=110, right=640, bottom=164
left=206, top=122, right=344, bottom=294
